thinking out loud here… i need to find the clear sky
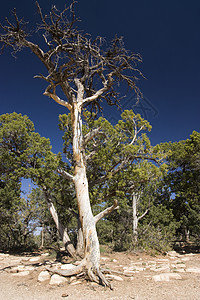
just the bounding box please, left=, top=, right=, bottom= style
left=0, top=0, right=200, bottom=154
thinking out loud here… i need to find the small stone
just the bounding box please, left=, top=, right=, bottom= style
left=181, top=257, right=190, bottom=262
left=157, top=259, right=169, bottom=263
left=69, top=276, right=76, bottom=283
left=61, top=263, right=75, bottom=270
left=124, top=270, right=136, bottom=275
left=112, top=259, right=117, bottom=262
left=0, top=253, right=9, bottom=257
left=185, top=267, right=200, bottom=273
left=153, top=265, right=170, bottom=272
left=62, top=293, right=69, bottom=298
left=171, top=263, right=186, bottom=269
left=21, top=257, right=30, bottom=262
left=70, top=280, right=82, bottom=285
left=12, top=271, right=30, bottom=277
left=101, top=257, right=109, bottom=261
left=105, top=274, right=123, bottom=281
left=38, top=271, right=51, bottom=282
left=174, top=269, right=185, bottom=273
left=152, top=273, right=182, bottom=282
left=29, top=256, right=40, bottom=262
left=24, top=266, right=35, bottom=271
left=90, top=282, right=99, bottom=286
left=41, top=253, right=49, bottom=257
left=49, top=274, right=67, bottom=285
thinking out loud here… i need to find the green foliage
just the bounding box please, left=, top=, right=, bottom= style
left=161, top=131, right=200, bottom=243
left=1, top=111, right=199, bottom=254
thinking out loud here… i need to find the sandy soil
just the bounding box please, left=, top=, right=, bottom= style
left=0, top=251, right=200, bottom=300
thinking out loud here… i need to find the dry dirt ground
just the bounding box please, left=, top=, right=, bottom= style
left=0, top=250, right=200, bottom=300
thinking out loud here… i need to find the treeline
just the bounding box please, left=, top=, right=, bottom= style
left=0, top=112, right=199, bottom=253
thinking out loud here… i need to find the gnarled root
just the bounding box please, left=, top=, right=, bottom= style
left=46, top=260, right=112, bottom=289
left=96, top=268, right=113, bottom=289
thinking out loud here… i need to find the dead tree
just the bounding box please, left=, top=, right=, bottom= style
left=0, top=1, right=143, bottom=287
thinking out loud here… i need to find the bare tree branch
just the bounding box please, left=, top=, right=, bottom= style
left=57, top=168, right=74, bottom=181
left=84, top=127, right=105, bottom=145
left=94, top=199, right=119, bottom=223
left=43, top=85, right=72, bottom=110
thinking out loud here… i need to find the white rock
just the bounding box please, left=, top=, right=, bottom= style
left=38, top=271, right=51, bottom=282
left=49, top=274, right=67, bottom=285
left=153, top=266, right=170, bottom=272
left=124, top=270, right=136, bottom=275
left=29, top=256, right=40, bottom=262
left=21, top=257, right=30, bottom=262
left=61, top=263, right=75, bottom=270
left=70, top=280, right=82, bottom=285
left=186, top=267, right=200, bottom=273
left=167, top=251, right=180, bottom=257
left=181, top=257, right=190, bottom=262
left=24, top=266, right=35, bottom=271
left=12, top=271, right=30, bottom=277
left=0, top=253, right=9, bottom=257
left=69, top=276, right=77, bottom=283
left=171, top=263, right=186, bottom=269
left=153, top=273, right=182, bottom=282
left=157, top=259, right=170, bottom=263
left=105, top=274, right=123, bottom=281
left=41, top=253, right=49, bottom=257
left=101, top=257, right=109, bottom=261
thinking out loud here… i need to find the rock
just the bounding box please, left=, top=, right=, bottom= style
left=153, top=266, right=170, bottom=272
left=24, top=266, right=35, bottom=271
left=124, top=270, right=136, bottom=275
left=61, top=263, right=75, bottom=270
left=112, top=259, right=117, bottom=262
left=21, top=257, right=30, bottom=262
left=185, top=267, right=200, bottom=273
left=38, top=271, right=51, bottom=282
left=105, top=274, right=123, bottom=281
left=69, top=276, right=76, bottom=283
left=0, top=253, right=9, bottom=257
left=10, top=265, right=28, bottom=273
left=41, top=253, right=49, bottom=257
left=49, top=274, right=67, bottom=285
left=171, top=263, right=186, bottom=269
left=124, top=266, right=145, bottom=272
left=181, top=257, right=190, bottom=262
left=157, top=259, right=170, bottom=263
left=175, top=269, right=185, bottom=273
left=70, top=280, right=82, bottom=285
left=12, top=271, right=30, bottom=277
left=167, top=251, right=180, bottom=257
left=29, top=256, right=40, bottom=262
left=101, top=257, right=109, bottom=261
left=153, top=273, right=182, bottom=282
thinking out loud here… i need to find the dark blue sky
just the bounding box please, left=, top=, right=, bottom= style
left=1, top=0, right=200, bottom=154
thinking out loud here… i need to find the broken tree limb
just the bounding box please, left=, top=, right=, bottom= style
left=57, top=168, right=74, bottom=181
left=94, top=199, right=119, bottom=224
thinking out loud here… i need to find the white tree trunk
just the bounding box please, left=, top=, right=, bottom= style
left=71, top=103, right=101, bottom=280
left=132, top=192, right=138, bottom=244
